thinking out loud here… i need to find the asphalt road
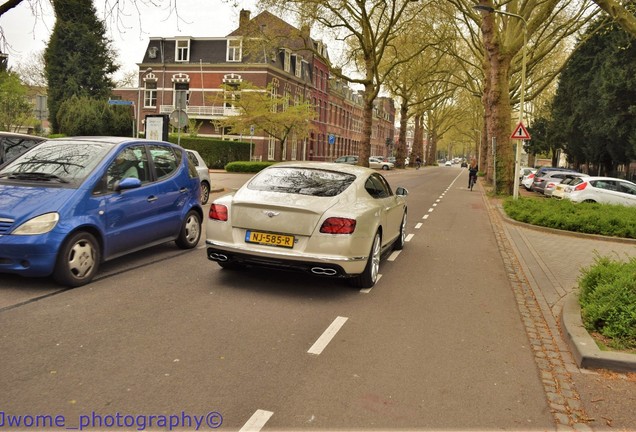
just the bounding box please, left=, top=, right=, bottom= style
left=0, top=166, right=556, bottom=431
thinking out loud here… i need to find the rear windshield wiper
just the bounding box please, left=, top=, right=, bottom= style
left=0, top=172, right=69, bottom=183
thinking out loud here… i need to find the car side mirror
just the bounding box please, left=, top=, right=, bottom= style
left=396, top=186, right=408, bottom=196
left=115, top=177, right=142, bottom=191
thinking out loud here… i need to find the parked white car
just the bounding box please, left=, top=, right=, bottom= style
left=521, top=170, right=537, bottom=190
left=560, top=176, right=636, bottom=207
left=551, top=173, right=589, bottom=199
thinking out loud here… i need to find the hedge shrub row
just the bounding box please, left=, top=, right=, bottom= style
left=167, top=135, right=251, bottom=169
left=502, top=197, right=636, bottom=239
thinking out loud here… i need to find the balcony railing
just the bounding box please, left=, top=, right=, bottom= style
left=159, top=105, right=240, bottom=118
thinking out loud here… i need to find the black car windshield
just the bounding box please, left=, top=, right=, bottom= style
left=248, top=167, right=355, bottom=197
left=0, top=140, right=112, bottom=184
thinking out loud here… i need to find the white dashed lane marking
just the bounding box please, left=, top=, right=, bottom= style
left=239, top=410, right=274, bottom=432
left=307, top=316, right=348, bottom=355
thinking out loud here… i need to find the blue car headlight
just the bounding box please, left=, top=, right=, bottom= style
left=12, top=212, right=60, bottom=235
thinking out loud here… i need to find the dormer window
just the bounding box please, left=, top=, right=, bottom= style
left=294, top=55, right=302, bottom=78
left=227, top=39, right=242, bottom=62
left=175, top=39, right=190, bottom=62
left=282, top=49, right=291, bottom=73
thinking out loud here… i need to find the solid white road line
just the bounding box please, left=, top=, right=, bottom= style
left=307, top=316, right=348, bottom=355
left=239, top=410, right=274, bottom=432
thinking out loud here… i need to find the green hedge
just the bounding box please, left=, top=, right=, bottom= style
left=502, top=197, right=636, bottom=239
left=579, top=255, right=636, bottom=350
left=225, top=161, right=276, bottom=172
left=167, top=135, right=251, bottom=169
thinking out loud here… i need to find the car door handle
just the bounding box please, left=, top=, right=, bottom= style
left=180, top=187, right=188, bottom=193
left=147, top=196, right=158, bottom=202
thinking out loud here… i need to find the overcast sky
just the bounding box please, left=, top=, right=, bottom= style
left=0, top=0, right=258, bottom=79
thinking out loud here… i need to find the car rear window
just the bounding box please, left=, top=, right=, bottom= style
left=248, top=167, right=355, bottom=197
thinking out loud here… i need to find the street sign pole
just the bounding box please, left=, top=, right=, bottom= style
left=250, top=125, right=255, bottom=161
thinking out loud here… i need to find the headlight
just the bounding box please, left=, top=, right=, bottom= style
left=12, top=213, right=60, bottom=235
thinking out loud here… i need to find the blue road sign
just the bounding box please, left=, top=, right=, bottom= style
left=108, top=99, right=134, bottom=106
left=328, top=134, right=335, bottom=145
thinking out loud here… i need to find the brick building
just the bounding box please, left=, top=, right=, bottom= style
left=114, top=10, right=395, bottom=162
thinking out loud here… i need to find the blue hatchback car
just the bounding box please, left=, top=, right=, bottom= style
left=0, top=137, right=203, bottom=286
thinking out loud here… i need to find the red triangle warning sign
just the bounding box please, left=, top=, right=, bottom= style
left=511, top=122, right=531, bottom=140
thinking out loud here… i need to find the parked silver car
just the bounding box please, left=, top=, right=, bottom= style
left=531, top=168, right=579, bottom=194
left=186, top=149, right=212, bottom=204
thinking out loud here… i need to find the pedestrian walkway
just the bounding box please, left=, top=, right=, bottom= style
left=480, top=184, right=636, bottom=431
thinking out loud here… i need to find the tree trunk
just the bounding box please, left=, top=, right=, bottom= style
left=480, top=4, right=515, bottom=194
left=359, top=82, right=375, bottom=168
left=396, top=101, right=409, bottom=168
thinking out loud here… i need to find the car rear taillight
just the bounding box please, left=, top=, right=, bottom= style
left=574, top=182, right=588, bottom=191
left=528, top=173, right=535, bottom=179
left=320, top=217, right=356, bottom=234
left=209, top=204, right=228, bottom=221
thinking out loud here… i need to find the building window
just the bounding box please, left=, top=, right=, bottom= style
left=271, top=78, right=279, bottom=113
left=227, top=39, right=242, bottom=62
left=294, top=55, right=302, bottom=78
left=176, top=39, right=190, bottom=62
left=144, top=81, right=157, bottom=108
left=283, top=49, right=291, bottom=73
left=267, top=136, right=276, bottom=160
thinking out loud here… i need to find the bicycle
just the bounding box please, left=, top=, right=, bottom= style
left=468, top=172, right=477, bottom=191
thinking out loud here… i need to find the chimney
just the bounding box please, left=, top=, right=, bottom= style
left=239, top=9, right=251, bottom=28
left=300, top=24, right=310, bottom=39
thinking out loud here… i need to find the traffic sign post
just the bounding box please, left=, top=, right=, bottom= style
left=511, top=121, right=531, bottom=199
left=511, top=122, right=531, bottom=140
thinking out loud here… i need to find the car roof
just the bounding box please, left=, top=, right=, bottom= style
left=582, top=176, right=636, bottom=183
left=47, top=136, right=181, bottom=147
left=0, top=131, right=47, bottom=140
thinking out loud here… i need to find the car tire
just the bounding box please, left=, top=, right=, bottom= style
left=175, top=210, right=202, bottom=249
left=200, top=181, right=210, bottom=205
left=350, top=231, right=381, bottom=289
left=53, top=231, right=101, bottom=287
left=394, top=212, right=407, bottom=251
left=382, top=165, right=389, bottom=170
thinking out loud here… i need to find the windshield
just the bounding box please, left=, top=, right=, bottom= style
left=248, top=167, right=355, bottom=197
left=0, top=140, right=112, bottom=185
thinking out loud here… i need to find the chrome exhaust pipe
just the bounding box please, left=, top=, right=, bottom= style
left=208, top=252, right=229, bottom=262
left=311, top=267, right=338, bottom=276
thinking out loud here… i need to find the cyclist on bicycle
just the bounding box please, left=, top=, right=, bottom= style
left=415, top=155, right=422, bottom=170
left=468, top=158, right=478, bottom=189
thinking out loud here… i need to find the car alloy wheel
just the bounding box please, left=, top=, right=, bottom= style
left=175, top=210, right=202, bottom=249
left=200, top=182, right=210, bottom=205
left=394, top=213, right=407, bottom=251
left=350, top=231, right=381, bottom=289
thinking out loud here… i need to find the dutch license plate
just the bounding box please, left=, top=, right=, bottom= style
left=245, top=230, right=295, bottom=248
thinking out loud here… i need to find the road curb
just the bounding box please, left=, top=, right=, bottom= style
left=561, top=292, right=636, bottom=373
